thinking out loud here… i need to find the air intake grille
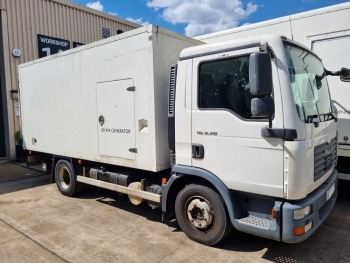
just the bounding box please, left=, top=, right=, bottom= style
left=314, top=138, right=337, bottom=181
left=168, top=64, right=177, bottom=115
left=168, top=64, right=177, bottom=151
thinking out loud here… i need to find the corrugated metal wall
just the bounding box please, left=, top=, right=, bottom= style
left=2, top=0, right=139, bottom=94
left=0, top=0, right=140, bottom=159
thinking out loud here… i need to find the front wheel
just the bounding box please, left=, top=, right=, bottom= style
left=175, top=184, right=233, bottom=245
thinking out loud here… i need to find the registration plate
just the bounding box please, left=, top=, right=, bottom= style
left=327, top=183, right=335, bottom=201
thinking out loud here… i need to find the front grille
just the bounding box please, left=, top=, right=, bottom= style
left=314, top=138, right=337, bottom=181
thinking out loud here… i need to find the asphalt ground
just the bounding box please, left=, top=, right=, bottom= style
left=1, top=160, right=350, bottom=262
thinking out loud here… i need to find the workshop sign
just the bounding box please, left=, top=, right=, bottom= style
left=37, top=34, right=70, bottom=58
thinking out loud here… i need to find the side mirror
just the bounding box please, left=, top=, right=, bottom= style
left=249, top=52, right=274, bottom=127
left=251, top=97, right=275, bottom=118
left=249, top=52, right=273, bottom=96
left=340, top=67, right=350, bottom=82
left=326, top=67, right=350, bottom=82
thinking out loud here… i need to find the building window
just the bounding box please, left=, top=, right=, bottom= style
left=198, top=55, right=255, bottom=119
left=101, top=27, right=111, bottom=39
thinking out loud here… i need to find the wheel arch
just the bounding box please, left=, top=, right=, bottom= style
left=162, top=165, right=236, bottom=223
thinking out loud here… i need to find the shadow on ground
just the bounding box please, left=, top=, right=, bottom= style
left=0, top=161, right=49, bottom=195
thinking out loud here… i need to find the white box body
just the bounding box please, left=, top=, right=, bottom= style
left=19, top=25, right=202, bottom=172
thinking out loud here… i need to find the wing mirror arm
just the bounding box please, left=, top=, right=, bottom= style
left=326, top=67, right=350, bottom=82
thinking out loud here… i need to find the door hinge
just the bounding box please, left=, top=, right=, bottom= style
left=129, top=148, right=137, bottom=153
left=127, top=86, right=136, bottom=92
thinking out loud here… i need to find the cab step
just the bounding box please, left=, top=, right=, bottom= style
left=237, top=216, right=271, bottom=230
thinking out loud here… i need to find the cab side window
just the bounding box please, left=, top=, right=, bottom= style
left=198, top=55, right=254, bottom=119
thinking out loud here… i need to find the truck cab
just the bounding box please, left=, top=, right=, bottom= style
left=165, top=35, right=338, bottom=244
left=20, top=28, right=338, bottom=246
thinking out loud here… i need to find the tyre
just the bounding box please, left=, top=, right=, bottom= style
left=175, top=184, right=233, bottom=245
left=55, top=160, right=83, bottom=196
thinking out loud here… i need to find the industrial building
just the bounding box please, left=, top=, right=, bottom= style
left=0, top=0, right=140, bottom=159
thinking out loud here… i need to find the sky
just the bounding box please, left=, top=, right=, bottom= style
left=71, top=0, right=349, bottom=37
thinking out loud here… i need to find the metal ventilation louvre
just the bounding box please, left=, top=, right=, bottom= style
left=168, top=64, right=177, bottom=115
left=102, top=27, right=111, bottom=39
left=168, top=64, right=177, bottom=151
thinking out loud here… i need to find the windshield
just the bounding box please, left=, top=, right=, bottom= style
left=284, top=43, right=332, bottom=123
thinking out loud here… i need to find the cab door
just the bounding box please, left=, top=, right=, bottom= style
left=191, top=48, right=284, bottom=197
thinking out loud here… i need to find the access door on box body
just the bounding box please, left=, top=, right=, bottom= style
left=96, top=79, right=136, bottom=160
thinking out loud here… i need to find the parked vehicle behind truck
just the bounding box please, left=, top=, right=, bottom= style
left=19, top=25, right=348, bottom=245
left=197, top=2, right=350, bottom=179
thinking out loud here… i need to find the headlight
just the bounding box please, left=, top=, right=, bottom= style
left=294, top=206, right=311, bottom=220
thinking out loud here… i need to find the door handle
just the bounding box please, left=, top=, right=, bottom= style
left=192, top=144, right=204, bottom=159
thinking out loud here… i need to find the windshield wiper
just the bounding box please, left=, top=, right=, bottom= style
left=306, top=113, right=337, bottom=126
left=306, top=114, right=321, bottom=127
left=324, top=112, right=337, bottom=122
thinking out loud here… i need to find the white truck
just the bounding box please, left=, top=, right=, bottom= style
left=197, top=2, right=350, bottom=179
left=19, top=25, right=348, bottom=245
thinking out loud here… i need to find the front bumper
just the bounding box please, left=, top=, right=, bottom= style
left=281, top=169, right=338, bottom=243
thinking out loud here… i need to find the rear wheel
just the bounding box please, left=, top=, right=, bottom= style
left=55, top=160, right=83, bottom=196
left=175, top=184, right=232, bottom=245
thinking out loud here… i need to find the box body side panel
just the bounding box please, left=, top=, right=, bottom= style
left=20, top=26, right=202, bottom=172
